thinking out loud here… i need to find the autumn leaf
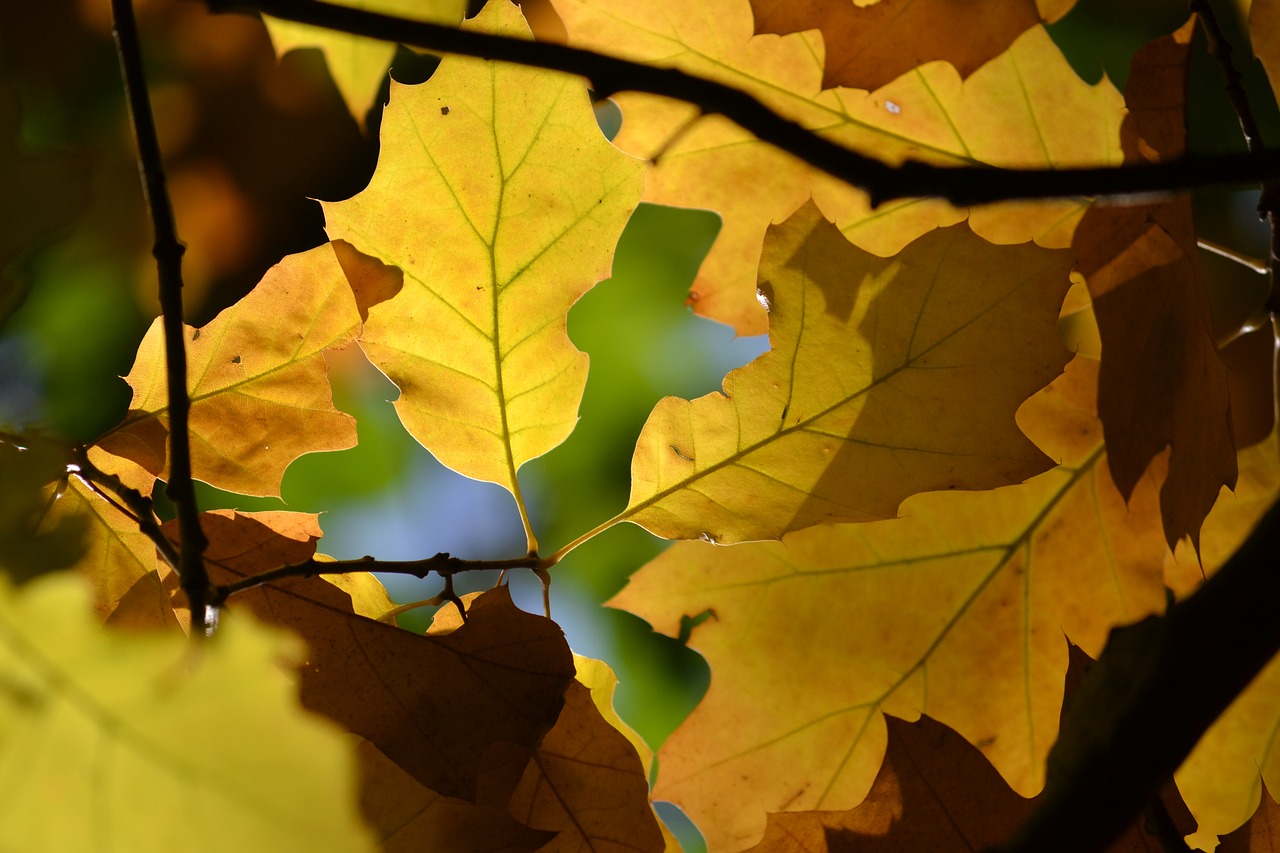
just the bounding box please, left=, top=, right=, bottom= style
left=610, top=357, right=1181, bottom=850
left=0, top=572, right=374, bottom=852
left=356, top=738, right=555, bottom=852
left=744, top=715, right=1183, bottom=852
left=748, top=0, right=1075, bottom=92
left=477, top=679, right=665, bottom=853
left=550, top=0, right=1123, bottom=334
left=96, top=241, right=402, bottom=497
left=264, top=0, right=466, bottom=122
left=1252, top=0, right=1280, bottom=102
left=0, top=439, right=86, bottom=584
left=1073, top=19, right=1236, bottom=550
left=1160, top=433, right=1280, bottom=850
left=174, top=510, right=575, bottom=799
left=614, top=202, right=1073, bottom=544
left=324, top=0, right=645, bottom=540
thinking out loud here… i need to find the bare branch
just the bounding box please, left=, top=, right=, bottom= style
left=111, top=0, right=210, bottom=633
left=204, top=0, right=1280, bottom=207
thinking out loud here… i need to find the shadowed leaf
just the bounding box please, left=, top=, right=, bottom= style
left=551, top=0, right=1123, bottom=334
left=264, top=0, right=466, bottom=123
left=1073, top=19, right=1236, bottom=550
left=612, top=358, right=1184, bottom=850
left=170, top=511, right=575, bottom=800
left=749, top=0, right=1072, bottom=92
left=620, top=202, right=1074, bottom=543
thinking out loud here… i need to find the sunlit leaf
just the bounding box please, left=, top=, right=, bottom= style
left=264, top=0, right=467, bottom=123
left=618, top=202, right=1073, bottom=543
left=325, top=0, right=646, bottom=509
left=611, top=358, right=1179, bottom=850
left=96, top=241, right=402, bottom=497
left=550, top=0, right=1123, bottom=334
left=0, top=572, right=374, bottom=852
left=173, top=511, right=575, bottom=799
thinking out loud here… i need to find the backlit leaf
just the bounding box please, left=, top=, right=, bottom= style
left=325, top=0, right=645, bottom=508
left=0, top=572, right=374, bottom=852
left=477, top=679, right=665, bottom=853
left=1252, top=0, right=1280, bottom=103
left=264, top=0, right=467, bottom=123
left=550, top=0, right=1123, bottom=333
left=619, top=202, right=1074, bottom=543
left=175, top=511, right=575, bottom=799
left=356, top=738, right=555, bottom=852
left=1073, top=20, right=1236, bottom=549
left=96, top=241, right=402, bottom=497
left=611, top=357, right=1176, bottom=850
left=749, top=0, right=1073, bottom=91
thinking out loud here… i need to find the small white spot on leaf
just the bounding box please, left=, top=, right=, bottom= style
left=885, top=100, right=902, bottom=115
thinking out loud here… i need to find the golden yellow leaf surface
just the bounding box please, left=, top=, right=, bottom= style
left=1075, top=20, right=1236, bottom=550
left=610, top=357, right=1178, bottom=851
left=550, top=0, right=1123, bottom=334
left=264, top=0, right=466, bottom=123
left=0, top=572, right=374, bottom=852
left=176, top=511, right=575, bottom=800
left=477, top=680, right=665, bottom=853
left=324, top=0, right=645, bottom=524
left=97, top=241, right=401, bottom=497
left=1164, top=433, right=1280, bottom=851
left=618, top=202, right=1073, bottom=544
left=1252, top=0, right=1280, bottom=102
left=749, top=0, right=1071, bottom=91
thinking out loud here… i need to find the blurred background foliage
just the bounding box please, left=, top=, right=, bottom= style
left=1, top=0, right=1277, bottom=848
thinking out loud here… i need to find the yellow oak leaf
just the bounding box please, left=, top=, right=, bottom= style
left=171, top=511, right=575, bottom=800
left=323, top=0, right=646, bottom=537
left=35, top=447, right=175, bottom=628
left=616, top=202, right=1073, bottom=544
left=610, top=357, right=1177, bottom=851
left=477, top=679, right=665, bottom=853
left=264, top=0, right=466, bottom=123
left=1163, top=432, right=1280, bottom=850
left=0, top=572, right=374, bottom=852
left=95, top=241, right=402, bottom=498
left=550, top=0, right=1123, bottom=334
left=749, top=0, right=1074, bottom=92
left=1074, top=20, right=1236, bottom=550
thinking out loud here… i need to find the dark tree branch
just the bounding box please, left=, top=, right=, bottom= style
left=204, top=0, right=1280, bottom=207
left=992, top=494, right=1280, bottom=853
left=1191, top=0, right=1280, bottom=315
left=72, top=447, right=181, bottom=573
left=209, top=552, right=541, bottom=606
left=112, top=0, right=211, bottom=635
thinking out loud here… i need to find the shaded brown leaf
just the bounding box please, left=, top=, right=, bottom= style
left=1073, top=19, right=1235, bottom=549
left=167, top=510, right=575, bottom=800
left=477, top=680, right=665, bottom=853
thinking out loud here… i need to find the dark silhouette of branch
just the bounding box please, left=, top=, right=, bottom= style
left=1191, top=0, right=1280, bottom=313
left=209, top=552, right=542, bottom=611
left=992, top=494, right=1280, bottom=853
left=202, top=0, right=1280, bottom=207
left=111, top=0, right=211, bottom=634
left=72, top=447, right=181, bottom=573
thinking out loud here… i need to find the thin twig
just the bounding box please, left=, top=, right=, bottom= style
left=73, top=447, right=181, bottom=572
left=1193, top=0, right=1280, bottom=315
left=209, top=552, right=541, bottom=605
left=1196, top=237, right=1269, bottom=273
left=204, top=0, right=1280, bottom=207
left=111, top=0, right=210, bottom=633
